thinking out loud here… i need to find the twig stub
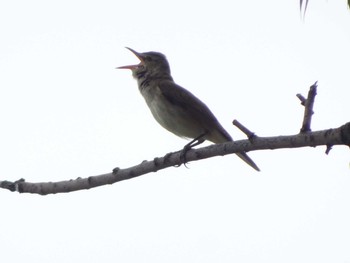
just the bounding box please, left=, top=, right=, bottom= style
left=232, top=119, right=257, bottom=140
left=300, top=81, right=318, bottom=133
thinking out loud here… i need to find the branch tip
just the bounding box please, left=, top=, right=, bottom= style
left=0, top=178, right=25, bottom=192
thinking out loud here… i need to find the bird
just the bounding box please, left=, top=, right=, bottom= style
left=117, top=47, right=260, bottom=171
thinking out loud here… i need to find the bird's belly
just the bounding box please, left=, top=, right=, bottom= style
left=144, top=93, right=205, bottom=139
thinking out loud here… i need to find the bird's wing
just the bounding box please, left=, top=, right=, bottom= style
left=158, top=80, right=232, bottom=142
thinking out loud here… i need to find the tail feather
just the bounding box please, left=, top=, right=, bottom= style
left=207, top=124, right=260, bottom=171
left=236, top=152, right=260, bottom=172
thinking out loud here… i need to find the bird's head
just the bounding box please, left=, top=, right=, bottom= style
left=117, top=47, right=171, bottom=80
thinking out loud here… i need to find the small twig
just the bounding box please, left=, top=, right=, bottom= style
left=300, top=0, right=309, bottom=20
left=232, top=119, right=257, bottom=140
left=296, top=93, right=306, bottom=106
left=300, top=81, right=318, bottom=133
left=325, top=145, right=333, bottom=155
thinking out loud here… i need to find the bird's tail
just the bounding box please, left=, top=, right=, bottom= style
left=209, top=126, right=260, bottom=171
left=236, top=152, right=260, bottom=172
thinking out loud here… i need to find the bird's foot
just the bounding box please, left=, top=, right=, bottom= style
left=178, top=145, right=191, bottom=168
left=176, top=133, right=206, bottom=168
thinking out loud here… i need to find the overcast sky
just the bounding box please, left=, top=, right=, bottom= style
left=0, top=0, right=349, bottom=262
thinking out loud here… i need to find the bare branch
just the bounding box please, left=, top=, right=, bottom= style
left=1, top=122, right=349, bottom=195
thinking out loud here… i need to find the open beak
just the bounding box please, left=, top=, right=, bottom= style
left=117, top=47, right=144, bottom=69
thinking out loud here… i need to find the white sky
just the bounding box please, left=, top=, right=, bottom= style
left=0, top=0, right=349, bottom=262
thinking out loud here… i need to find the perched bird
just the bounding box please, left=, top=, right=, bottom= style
left=118, top=47, right=260, bottom=171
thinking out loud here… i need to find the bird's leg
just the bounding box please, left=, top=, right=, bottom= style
left=179, top=133, right=206, bottom=166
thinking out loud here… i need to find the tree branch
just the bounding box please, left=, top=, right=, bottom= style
left=1, top=122, right=349, bottom=195
left=0, top=82, right=349, bottom=195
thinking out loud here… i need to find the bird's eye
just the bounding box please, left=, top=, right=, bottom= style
left=145, top=56, right=152, bottom=62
